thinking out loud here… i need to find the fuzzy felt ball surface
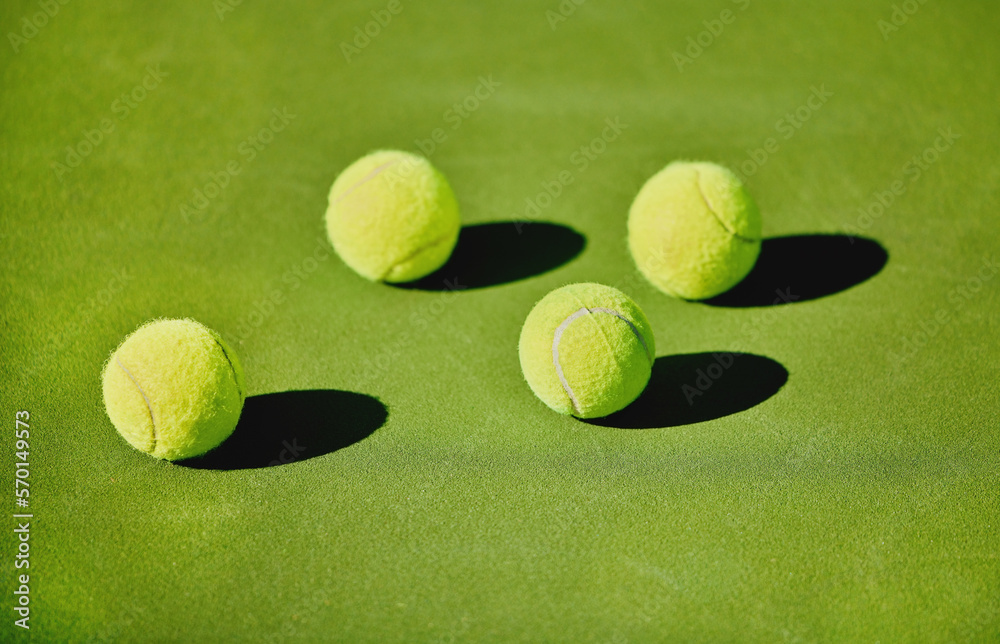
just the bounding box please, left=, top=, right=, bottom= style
left=519, top=283, right=655, bottom=419
left=628, top=160, right=762, bottom=300
left=101, top=318, right=245, bottom=461
left=326, top=150, right=461, bottom=283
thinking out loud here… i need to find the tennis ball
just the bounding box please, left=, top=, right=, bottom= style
left=628, top=160, right=762, bottom=300
left=102, top=318, right=245, bottom=461
left=519, top=283, right=655, bottom=419
left=326, top=150, right=461, bottom=283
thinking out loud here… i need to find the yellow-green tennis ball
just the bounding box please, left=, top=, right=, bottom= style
left=325, top=150, right=461, bottom=283
left=102, top=318, right=245, bottom=461
left=519, top=283, right=655, bottom=419
left=628, top=160, right=762, bottom=300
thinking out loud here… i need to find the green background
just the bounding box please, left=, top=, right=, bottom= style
left=2, top=0, right=998, bottom=641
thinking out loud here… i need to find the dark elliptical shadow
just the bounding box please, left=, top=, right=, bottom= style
left=395, top=221, right=586, bottom=291
left=586, top=352, right=788, bottom=430
left=182, top=390, right=387, bottom=471
left=706, top=234, right=888, bottom=307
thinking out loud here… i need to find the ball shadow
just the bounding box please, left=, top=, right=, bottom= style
left=585, top=352, right=788, bottom=430
left=181, top=390, right=387, bottom=471
left=395, top=221, right=586, bottom=291
left=705, top=234, right=888, bottom=307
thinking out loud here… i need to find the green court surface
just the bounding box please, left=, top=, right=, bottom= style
left=2, top=0, right=999, bottom=641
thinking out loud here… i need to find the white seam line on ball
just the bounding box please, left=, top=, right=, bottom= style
left=552, top=307, right=652, bottom=416
left=694, top=169, right=758, bottom=244
left=333, top=158, right=404, bottom=204
left=588, top=308, right=653, bottom=364
left=116, top=356, right=157, bottom=451
left=552, top=308, right=589, bottom=416
left=380, top=232, right=453, bottom=281
left=212, top=337, right=242, bottom=399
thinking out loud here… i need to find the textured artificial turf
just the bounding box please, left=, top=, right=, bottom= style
left=1, top=0, right=998, bottom=641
